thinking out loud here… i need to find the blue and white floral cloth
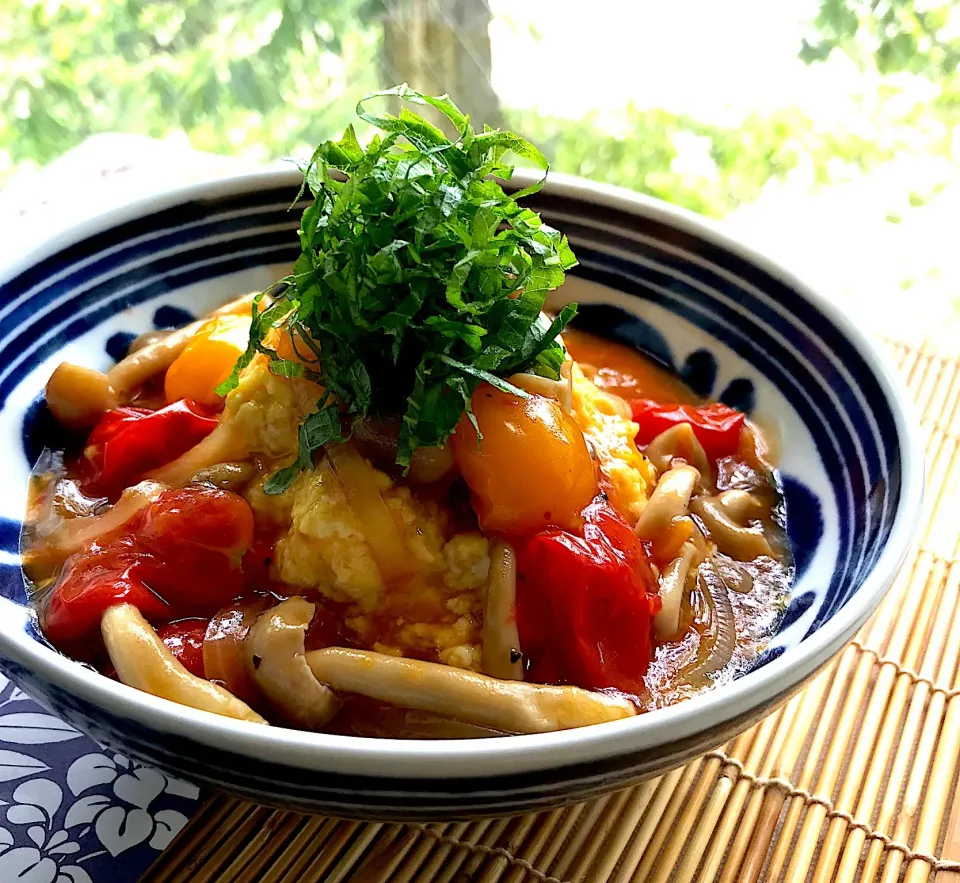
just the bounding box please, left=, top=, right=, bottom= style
left=0, top=668, right=202, bottom=883
left=0, top=139, right=249, bottom=883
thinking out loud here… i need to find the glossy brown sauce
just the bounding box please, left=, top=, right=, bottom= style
left=564, top=329, right=701, bottom=404
left=566, top=329, right=792, bottom=709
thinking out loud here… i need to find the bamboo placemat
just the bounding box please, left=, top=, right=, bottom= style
left=140, top=336, right=960, bottom=883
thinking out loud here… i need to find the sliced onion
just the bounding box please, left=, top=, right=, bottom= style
left=38, top=480, right=166, bottom=565
left=203, top=595, right=274, bottom=704
left=681, top=568, right=736, bottom=688
left=326, top=443, right=415, bottom=583
left=634, top=465, right=699, bottom=541
left=711, top=554, right=755, bottom=594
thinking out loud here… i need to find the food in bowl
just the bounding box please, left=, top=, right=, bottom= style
left=22, top=87, right=793, bottom=738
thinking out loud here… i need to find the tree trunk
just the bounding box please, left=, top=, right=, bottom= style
left=380, top=0, right=503, bottom=131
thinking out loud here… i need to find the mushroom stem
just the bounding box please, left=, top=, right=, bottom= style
left=716, top=489, right=765, bottom=522
left=690, top=494, right=772, bottom=561
left=101, top=604, right=266, bottom=724
left=245, top=597, right=340, bottom=729
left=482, top=541, right=523, bottom=680
left=634, top=464, right=700, bottom=540
left=654, top=541, right=700, bottom=640
left=305, top=648, right=636, bottom=734
left=107, top=292, right=257, bottom=398
left=644, top=423, right=712, bottom=481
left=146, top=423, right=244, bottom=487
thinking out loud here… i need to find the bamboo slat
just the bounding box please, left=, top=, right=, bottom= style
left=141, top=338, right=960, bottom=883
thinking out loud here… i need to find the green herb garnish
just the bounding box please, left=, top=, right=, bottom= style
left=219, top=84, right=578, bottom=493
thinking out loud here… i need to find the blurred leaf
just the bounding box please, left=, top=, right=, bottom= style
left=802, top=0, right=960, bottom=79
left=0, top=0, right=381, bottom=174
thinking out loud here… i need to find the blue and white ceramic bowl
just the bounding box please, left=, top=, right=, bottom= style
left=0, top=171, right=923, bottom=819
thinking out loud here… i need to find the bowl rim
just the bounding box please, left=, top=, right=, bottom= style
left=0, top=168, right=925, bottom=780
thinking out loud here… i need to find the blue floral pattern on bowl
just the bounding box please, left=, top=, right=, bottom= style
left=568, top=299, right=825, bottom=653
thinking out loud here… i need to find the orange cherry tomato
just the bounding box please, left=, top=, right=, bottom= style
left=451, top=384, right=597, bottom=535
left=164, top=315, right=251, bottom=407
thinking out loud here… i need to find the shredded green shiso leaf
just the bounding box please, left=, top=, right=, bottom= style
left=218, top=84, right=578, bottom=493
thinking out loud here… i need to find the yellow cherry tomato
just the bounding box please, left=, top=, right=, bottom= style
left=451, top=384, right=597, bottom=535
left=164, top=315, right=251, bottom=407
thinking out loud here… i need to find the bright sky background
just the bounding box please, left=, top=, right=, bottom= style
left=487, top=0, right=960, bottom=349
left=490, top=0, right=853, bottom=123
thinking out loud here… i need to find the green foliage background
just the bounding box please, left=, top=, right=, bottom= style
left=1, top=0, right=958, bottom=223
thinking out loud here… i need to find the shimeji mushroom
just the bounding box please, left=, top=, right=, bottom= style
left=654, top=541, right=700, bottom=640
left=689, top=493, right=772, bottom=561
left=634, top=464, right=700, bottom=540
left=643, top=423, right=712, bottom=481
left=482, top=541, right=524, bottom=681
left=44, top=292, right=257, bottom=429
left=305, top=648, right=636, bottom=734
left=101, top=604, right=266, bottom=724
left=245, top=597, right=340, bottom=729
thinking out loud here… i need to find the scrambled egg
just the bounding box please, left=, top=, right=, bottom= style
left=215, top=353, right=651, bottom=672
left=222, top=354, right=322, bottom=461
left=275, top=459, right=384, bottom=609
left=267, top=458, right=489, bottom=668
left=219, top=351, right=493, bottom=668
left=570, top=362, right=657, bottom=522
left=443, top=534, right=491, bottom=590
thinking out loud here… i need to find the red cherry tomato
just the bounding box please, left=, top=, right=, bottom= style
left=43, top=487, right=255, bottom=648
left=136, top=547, right=245, bottom=612
left=135, top=488, right=252, bottom=610
left=44, top=538, right=169, bottom=649
left=242, top=536, right=278, bottom=591
left=82, top=400, right=219, bottom=497
left=516, top=498, right=661, bottom=695
left=630, top=400, right=745, bottom=461
left=139, top=487, right=254, bottom=559
left=156, top=619, right=208, bottom=678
